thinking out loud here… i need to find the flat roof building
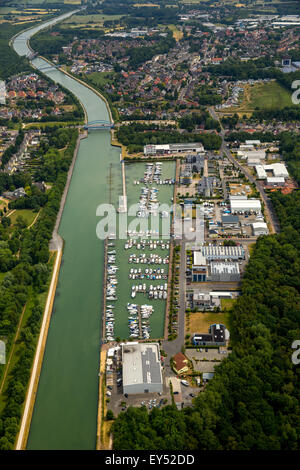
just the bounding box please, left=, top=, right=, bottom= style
left=122, top=342, right=163, bottom=395
left=230, top=198, right=261, bottom=214
left=200, top=244, right=245, bottom=260
left=252, top=222, right=269, bottom=236
left=266, top=176, right=285, bottom=186
left=192, top=252, right=207, bottom=282
left=221, top=215, right=240, bottom=228
left=193, top=324, right=227, bottom=347
left=209, top=262, right=240, bottom=282
left=256, top=163, right=289, bottom=181
left=144, top=143, right=204, bottom=155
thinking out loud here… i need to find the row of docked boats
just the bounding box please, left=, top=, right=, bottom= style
left=124, top=239, right=170, bottom=250
left=126, top=303, right=154, bottom=339
left=129, top=267, right=167, bottom=280
left=131, top=283, right=168, bottom=300
left=105, top=242, right=118, bottom=342
left=128, top=253, right=169, bottom=264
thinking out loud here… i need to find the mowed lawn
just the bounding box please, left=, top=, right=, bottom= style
left=187, top=311, right=230, bottom=334
left=9, top=209, right=37, bottom=227
left=250, top=81, right=292, bottom=110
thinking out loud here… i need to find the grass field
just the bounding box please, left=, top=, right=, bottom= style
left=88, top=71, right=114, bottom=88
left=224, top=81, right=293, bottom=117
left=0, top=272, right=5, bottom=285
left=187, top=311, right=230, bottom=334
left=250, top=82, right=292, bottom=109
left=220, top=298, right=236, bottom=310
left=9, top=209, right=37, bottom=227
left=168, top=24, right=183, bottom=41
left=63, top=14, right=123, bottom=25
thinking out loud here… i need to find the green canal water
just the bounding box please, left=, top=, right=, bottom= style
left=13, top=15, right=121, bottom=450
left=112, top=162, right=175, bottom=340
left=12, top=12, right=174, bottom=450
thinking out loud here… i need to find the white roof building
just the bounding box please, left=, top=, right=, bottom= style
left=255, top=163, right=289, bottom=180
left=266, top=176, right=285, bottom=185
left=122, top=343, right=163, bottom=395
left=193, top=252, right=207, bottom=266
left=230, top=198, right=261, bottom=213
left=252, top=222, right=269, bottom=236
left=255, top=165, right=267, bottom=179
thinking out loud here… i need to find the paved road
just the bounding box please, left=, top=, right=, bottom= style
left=162, top=240, right=186, bottom=368
left=221, top=139, right=280, bottom=234
left=208, top=107, right=280, bottom=234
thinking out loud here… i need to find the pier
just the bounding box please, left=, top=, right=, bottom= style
left=118, top=157, right=127, bottom=213
left=101, top=239, right=108, bottom=343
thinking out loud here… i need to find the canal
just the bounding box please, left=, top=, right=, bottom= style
left=13, top=11, right=121, bottom=450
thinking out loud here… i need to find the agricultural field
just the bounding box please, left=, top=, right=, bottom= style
left=62, top=13, right=124, bottom=26
left=0, top=6, right=54, bottom=24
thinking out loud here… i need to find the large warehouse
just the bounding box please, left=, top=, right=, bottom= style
left=200, top=244, right=245, bottom=260
left=144, top=142, right=204, bottom=155
left=209, top=262, right=240, bottom=282
left=230, top=198, right=261, bottom=214
left=122, top=342, right=163, bottom=395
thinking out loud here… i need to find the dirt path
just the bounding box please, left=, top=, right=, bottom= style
left=27, top=210, right=40, bottom=229
left=0, top=304, right=27, bottom=396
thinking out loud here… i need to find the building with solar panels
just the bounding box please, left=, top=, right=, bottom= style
left=122, top=342, right=163, bottom=395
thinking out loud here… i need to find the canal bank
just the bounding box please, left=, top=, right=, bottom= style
left=12, top=12, right=121, bottom=450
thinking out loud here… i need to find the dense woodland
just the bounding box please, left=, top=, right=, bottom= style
left=116, top=122, right=222, bottom=153
left=112, top=132, right=300, bottom=450
left=0, top=128, right=78, bottom=450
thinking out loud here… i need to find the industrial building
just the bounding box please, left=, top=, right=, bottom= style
left=122, top=342, right=163, bottom=395
left=144, top=142, right=204, bottom=155
left=238, top=149, right=266, bottom=162
left=252, top=222, right=269, bottom=236
left=230, top=198, right=261, bottom=214
left=255, top=163, right=289, bottom=180
left=187, top=290, right=237, bottom=310
left=221, top=215, right=240, bottom=228
left=266, top=176, right=285, bottom=186
left=209, top=262, right=240, bottom=282
left=200, top=244, right=245, bottom=261
left=192, top=252, right=207, bottom=282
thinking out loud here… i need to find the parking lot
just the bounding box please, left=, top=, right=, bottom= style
left=185, top=348, right=231, bottom=373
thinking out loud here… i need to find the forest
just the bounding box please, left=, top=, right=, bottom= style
left=112, top=132, right=300, bottom=450
left=0, top=128, right=78, bottom=450
left=117, top=123, right=222, bottom=153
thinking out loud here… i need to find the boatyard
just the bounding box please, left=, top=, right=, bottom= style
left=103, top=161, right=175, bottom=342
